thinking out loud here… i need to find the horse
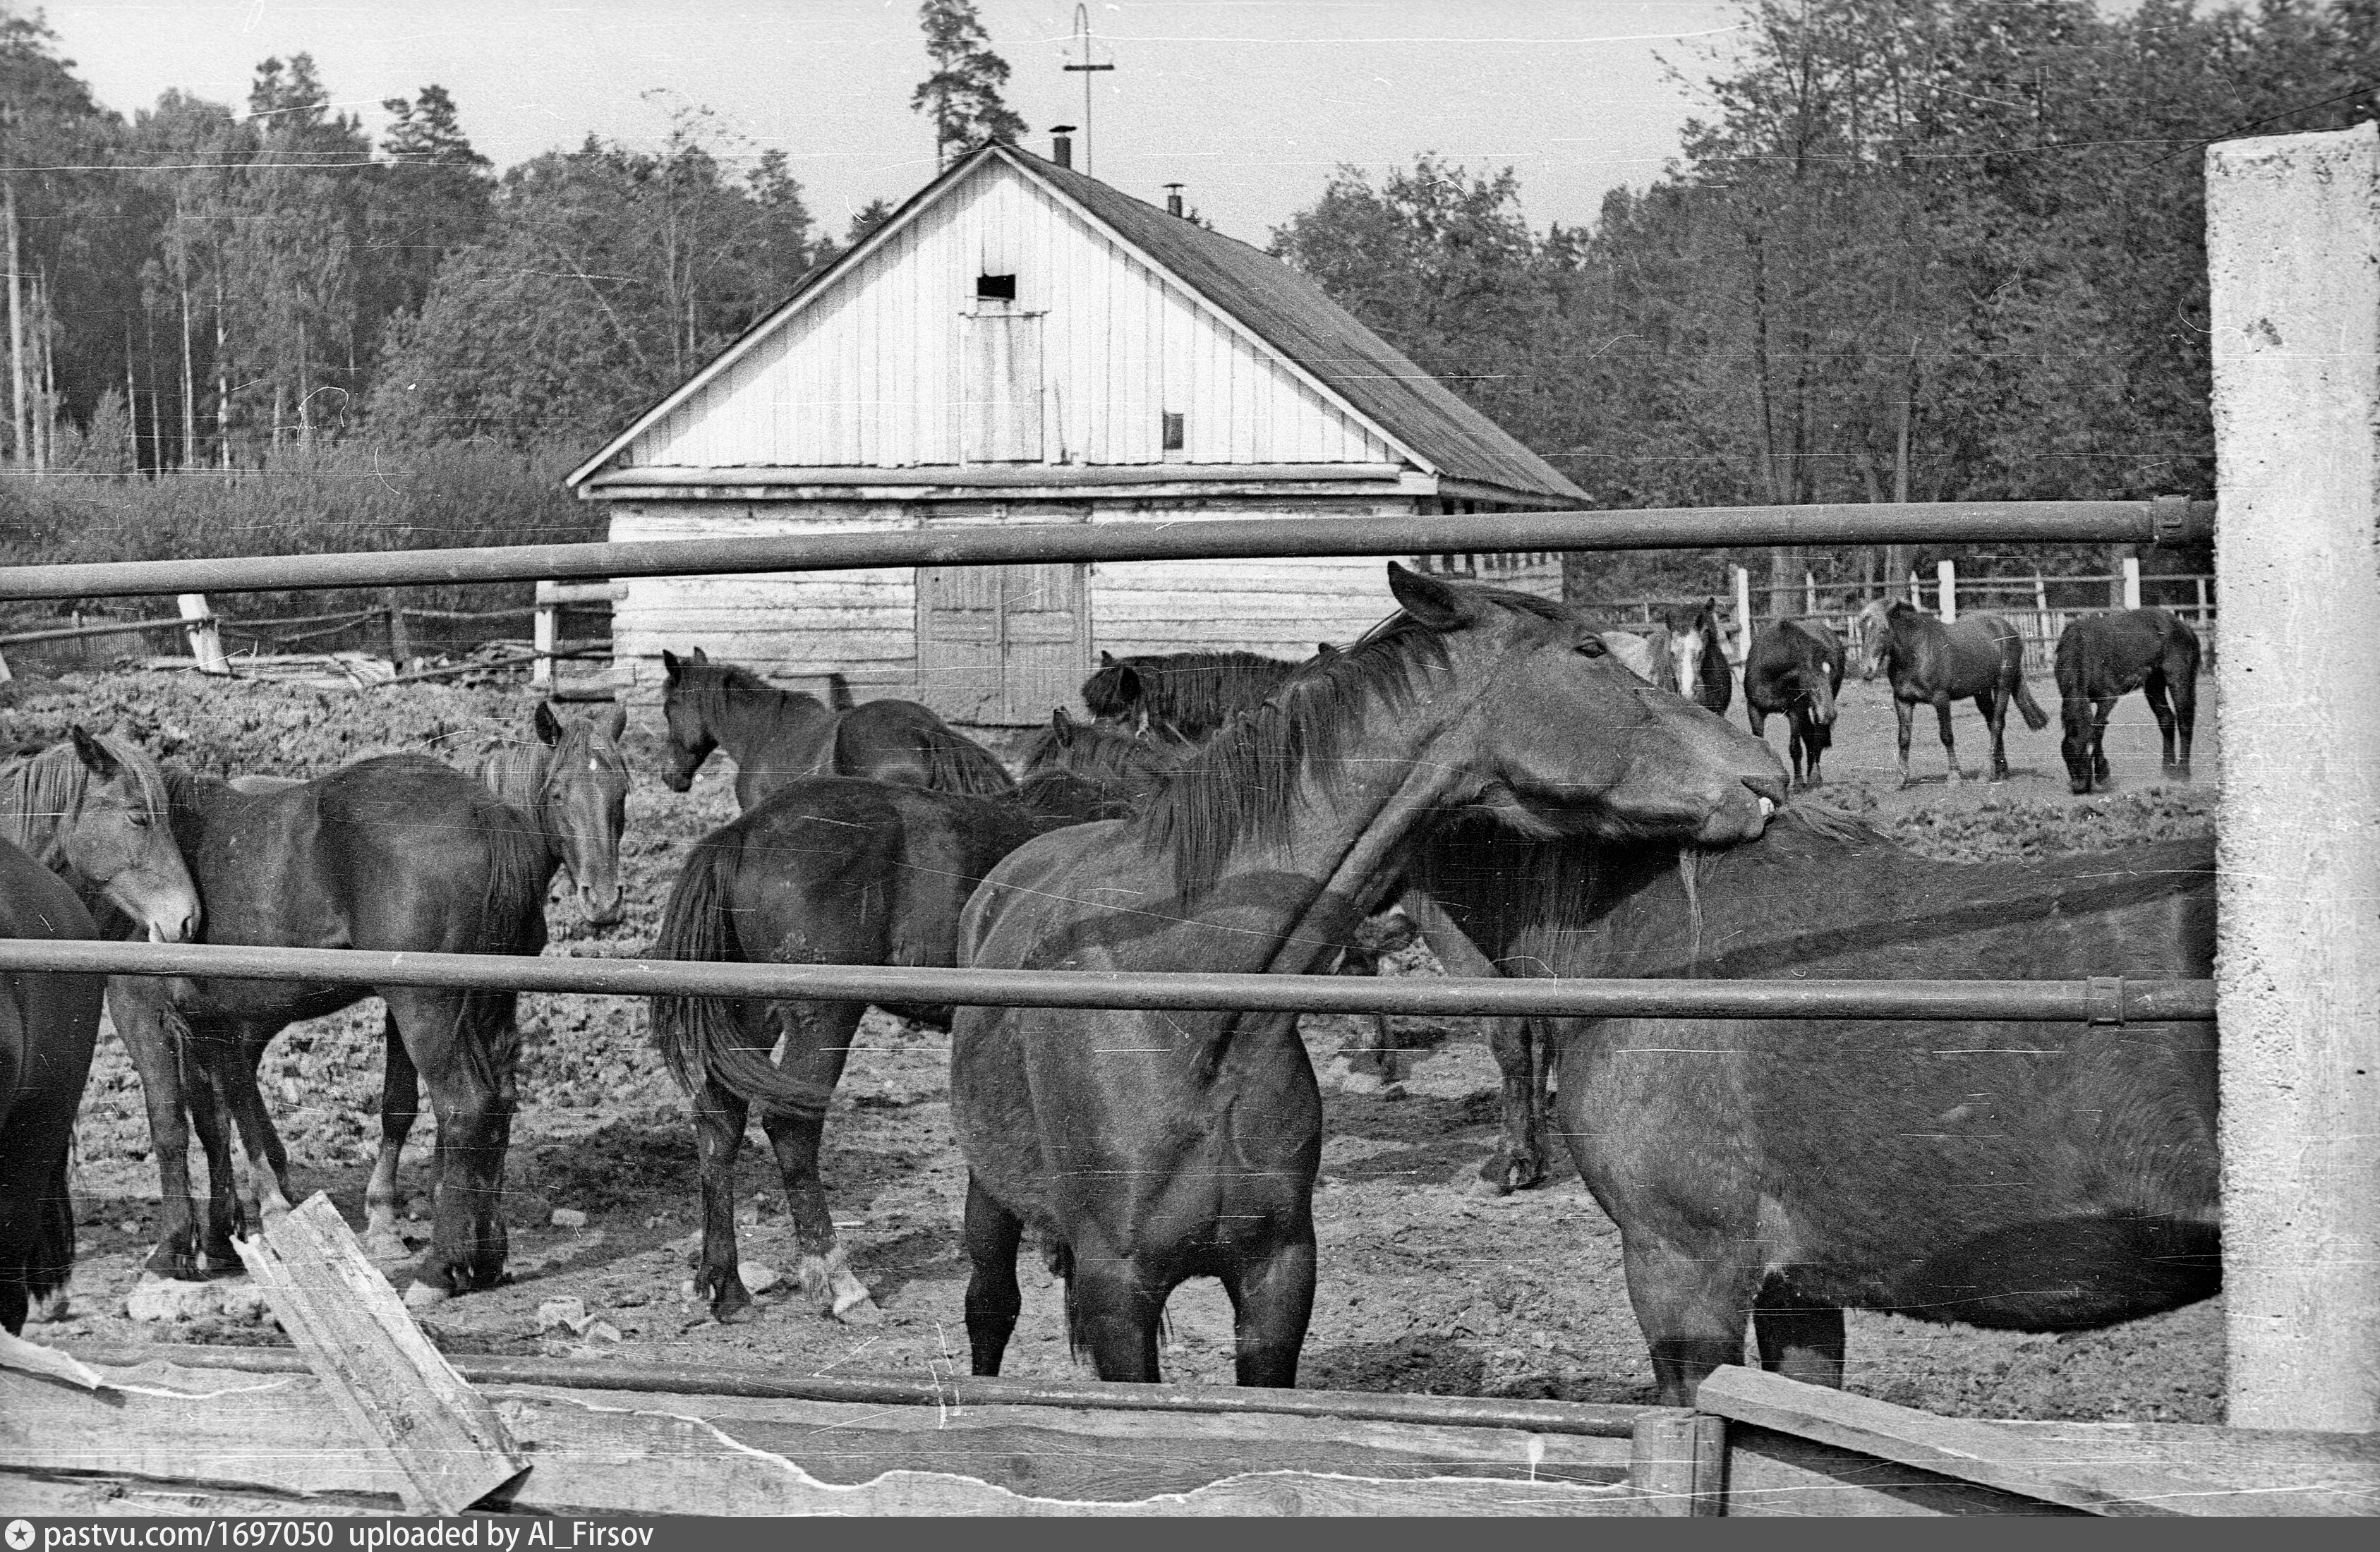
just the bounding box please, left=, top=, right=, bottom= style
left=947, top=563, right=1787, bottom=1387
left=0, top=838, right=107, bottom=1335
left=104, top=755, right=550, bottom=1301
left=1, top=729, right=203, bottom=945
left=2054, top=609, right=2201, bottom=795
left=1078, top=649, right=1298, bottom=741
left=1596, top=629, right=1674, bottom=690
left=474, top=701, right=634, bottom=927
left=1414, top=808, right=2216, bottom=1407
left=658, top=647, right=1014, bottom=810
left=1854, top=598, right=2048, bottom=786
left=648, top=714, right=1190, bottom=1326
left=1657, top=600, right=1733, bottom=715
left=1744, top=619, right=1846, bottom=789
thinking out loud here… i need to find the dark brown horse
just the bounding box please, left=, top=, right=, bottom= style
left=648, top=715, right=1188, bottom=1326
left=1079, top=649, right=1298, bottom=741
left=1, top=729, right=204, bottom=945
left=476, top=701, right=634, bottom=927
left=2054, top=609, right=2201, bottom=795
left=1657, top=600, right=1734, bottom=716
left=1417, top=809, right=2216, bottom=1406
left=0, top=837, right=106, bottom=1335
left=658, top=648, right=1013, bottom=810
left=949, top=565, right=1786, bottom=1388
left=107, top=756, right=549, bottom=1302
left=1855, top=598, right=2048, bottom=785
left=1744, top=619, right=1845, bottom=789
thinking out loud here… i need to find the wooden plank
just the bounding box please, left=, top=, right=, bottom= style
left=234, top=1192, right=526, bottom=1515
left=1630, top=1411, right=1727, bottom=1515
left=0, top=1472, right=396, bottom=1517
left=1696, top=1366, right=2270, bottom=1517
left=1722, top=1425, right=2082, bottom=1517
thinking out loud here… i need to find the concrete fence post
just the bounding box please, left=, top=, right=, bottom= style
left=2121, top=554, right=2142, bottom=611
left=1731, top=566, right=1752, bottom=664
left=533, top=580, right=559, bottom=688
left=176, top=593, right=229, bottom=675
left=2206, top=121, right=2380, bottom=1432
left=1935, top=559, right=1957, bottom=623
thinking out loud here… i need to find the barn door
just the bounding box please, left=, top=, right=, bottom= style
left=917, top=563, right=1088, bottom=725
left=962, top=312, right=1044, bottom=463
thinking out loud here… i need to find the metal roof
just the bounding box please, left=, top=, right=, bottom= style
left=570, top=143, right=1585, bottom=504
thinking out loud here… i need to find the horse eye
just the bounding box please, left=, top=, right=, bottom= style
left=128, top=812, right=153, bottom=827
left=1575, top=638, right=1607, bottom=658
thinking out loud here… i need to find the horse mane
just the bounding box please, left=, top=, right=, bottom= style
left=476, top=736, right=555, bottom=813
left=0, top=733, right=171, bottom=858
left=1080, top=650, right=1298, bottom=736
left=678, top=656, right=827, bottom=722
left=1141, top=586, right=1567, bottom=897
left=1017, top=717, right=1192, bottom=787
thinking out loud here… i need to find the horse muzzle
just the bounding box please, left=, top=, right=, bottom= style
left=581, top=882, right=626, bottom=928
left=1691, top=777, right=1781, bottom=845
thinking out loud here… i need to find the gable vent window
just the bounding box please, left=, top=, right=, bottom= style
left=976, top=273, right=1017, bottom=302
left=1161, top=412, right=1185, bottom=453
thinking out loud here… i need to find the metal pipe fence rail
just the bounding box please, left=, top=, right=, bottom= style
left=0, top=498, right=2212, bottom=600
left=0, top=939, right=2217, bottom=1025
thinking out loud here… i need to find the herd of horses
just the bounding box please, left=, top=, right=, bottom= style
left=0, top=570, right=2216, bottom=1409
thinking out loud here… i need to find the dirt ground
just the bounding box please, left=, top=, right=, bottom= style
left=2, top=662, right=2224, bottom=1424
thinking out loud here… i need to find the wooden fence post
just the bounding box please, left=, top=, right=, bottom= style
left=2206, top=121, right=2380, bottom=1432
left=1803, top=569, right=1816, bottom=619
left=2122, top=554, right=2142, bottom=611
left=1935, top=559, right=1957, bottom=623
left=533, top=581, right=559, bottom=688
left=380, top=588, right=414, bottom=670
left=1731, top=566, right=1752, bottom=663
left=176, top=593, right=228, bottom=674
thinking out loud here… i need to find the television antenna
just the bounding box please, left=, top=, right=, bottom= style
left=1061, top=4, right=1115, bottom=175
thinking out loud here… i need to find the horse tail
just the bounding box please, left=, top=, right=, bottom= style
left=649, top=832, right=835, bottom=1117
left=922, top=727, right=1016, bottom=797
left=2010, top=672, right=2050, bottom=731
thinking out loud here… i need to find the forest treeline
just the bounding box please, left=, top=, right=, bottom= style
left=0, top=0, right=2372, bottom=595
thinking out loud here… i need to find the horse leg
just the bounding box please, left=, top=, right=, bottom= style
left=113, top=986, right=203, bottom=1280
left=1065, top=1248, right=1166, bottom=1384
left=1981, top=689, right=2011, bottom=782
left=1787, top=710, right=1811, bottom=789
left=212, top=1023, right=296, bottom=1230
left=363, top=1011, right=422, bottom=1259
left=392, top=988, right=519, bottom=1306
left=1894, top=698, right=1916, bottom=788
left=962, top=1175, right=1025, bottom=1376
left=1223, top=1233, right=1318, bottom=1389
left=760, top=999, right=876, bottom=1323
left=1935, top=698, right=1962, bottom=784
left=179, top=1028, right=249, bottom=1271
left=2091, top=697, right=2118, bottom=787
left=694, top=1069, right=755, bottom=1323
left=2144, top=675, right=2180, bottom=779
left=1621, top=1227, right=1763, bottom=1408
left=1478, top=1017, right=1548, bottom=1194
left=1752, top=1277, right=1848, bottom=1389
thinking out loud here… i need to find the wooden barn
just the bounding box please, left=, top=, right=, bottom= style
left=564, top=137, right=1585, bottom=722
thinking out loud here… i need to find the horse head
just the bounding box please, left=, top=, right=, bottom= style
left=53, top=727, right=203, bottom=943
left=533, top=701, right=631, bottom=927
left=1384, top=565, right=1783, bottom=847
left=657, top=648, right=718, bottom=792
left=1853, top=598, right=1899, bottom=681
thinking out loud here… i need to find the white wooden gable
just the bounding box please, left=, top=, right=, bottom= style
left=586, top=157, right=1406, bottom=476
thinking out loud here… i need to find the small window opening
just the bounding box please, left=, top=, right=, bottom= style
left=976, top=273, right=1017, bottom=301
left=1161, top=412, right=1185, bottom=451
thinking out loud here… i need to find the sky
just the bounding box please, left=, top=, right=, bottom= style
left=44, top=0, right=1748, bottom=244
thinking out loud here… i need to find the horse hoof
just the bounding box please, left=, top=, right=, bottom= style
left=1334, top=1065, right=1388, bottom=1097
left=30, top=1290, right=71, bottom=1324
left=361, top=1231, right=411, bottom=1262
left=833, top=1293, right=884, bottom=1326
left=402, top=1281, right=452, bottom=1311
left=145, top=1244, right=201, bottom=1282
left=1469, top=1171, right=1514, bottom=1200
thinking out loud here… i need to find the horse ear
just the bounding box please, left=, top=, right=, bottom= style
left=1051, top=707, right=1075, bottom=746
left=691, top=645, right=709, bottom=663
left=599, top=702, right=629, bottom=741
left=1387, top=562, right=1476, bottom=630
left=534, top=701, right=564, bottom=747
left=68, top=725, right=122, bottom=780
left=660, top=648, right=682, bottom=681
left=1113, top=662, right=1143, bottom=701
left=1099, top=649, right=1116, bottom=667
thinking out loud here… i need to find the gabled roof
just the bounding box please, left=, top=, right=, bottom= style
left=567, top=143, right=1585, bottom=504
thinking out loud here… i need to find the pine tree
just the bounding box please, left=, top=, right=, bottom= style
left=910, top=0, right=1025, bottom=169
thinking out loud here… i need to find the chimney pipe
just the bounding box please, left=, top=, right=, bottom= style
left=1051, top=126, right=1076, bottom=170
left=1164, top=183, right=1185, bottom=217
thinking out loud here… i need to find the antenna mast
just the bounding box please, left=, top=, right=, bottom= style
left=1061, top=4, right=1114, bottom=175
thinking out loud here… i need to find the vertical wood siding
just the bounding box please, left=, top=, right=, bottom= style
left=624, top=163, right=1396, bottom=471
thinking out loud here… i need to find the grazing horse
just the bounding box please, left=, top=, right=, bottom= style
left=2054, top=609, right=2201, bottom=795
left=658, top=647, right=1014, bottom=809
left=1744, top=620, right=1845, bottom=789
left=949, top=564, right=1786, bottom=1388
left=1079, top=649, right=1298, bottom=741
left=1416, top=809, right=2216, bottom=1406
left=1855, top=598, right=2048, bottom=785
left=106, top=756, right=549, bottom=1300
left=0, top=839, right=106, bottom=1335
left=1, top=729, right=203, bottom=945
left=1657, top=600, right=1733, bottom=715
left=648, top=718, right=1189, bottom=1326
left=476, top=701, right=633, bottom=927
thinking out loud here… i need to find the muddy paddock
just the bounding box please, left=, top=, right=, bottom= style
left=2, top=665, right=2223, bottom=1422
